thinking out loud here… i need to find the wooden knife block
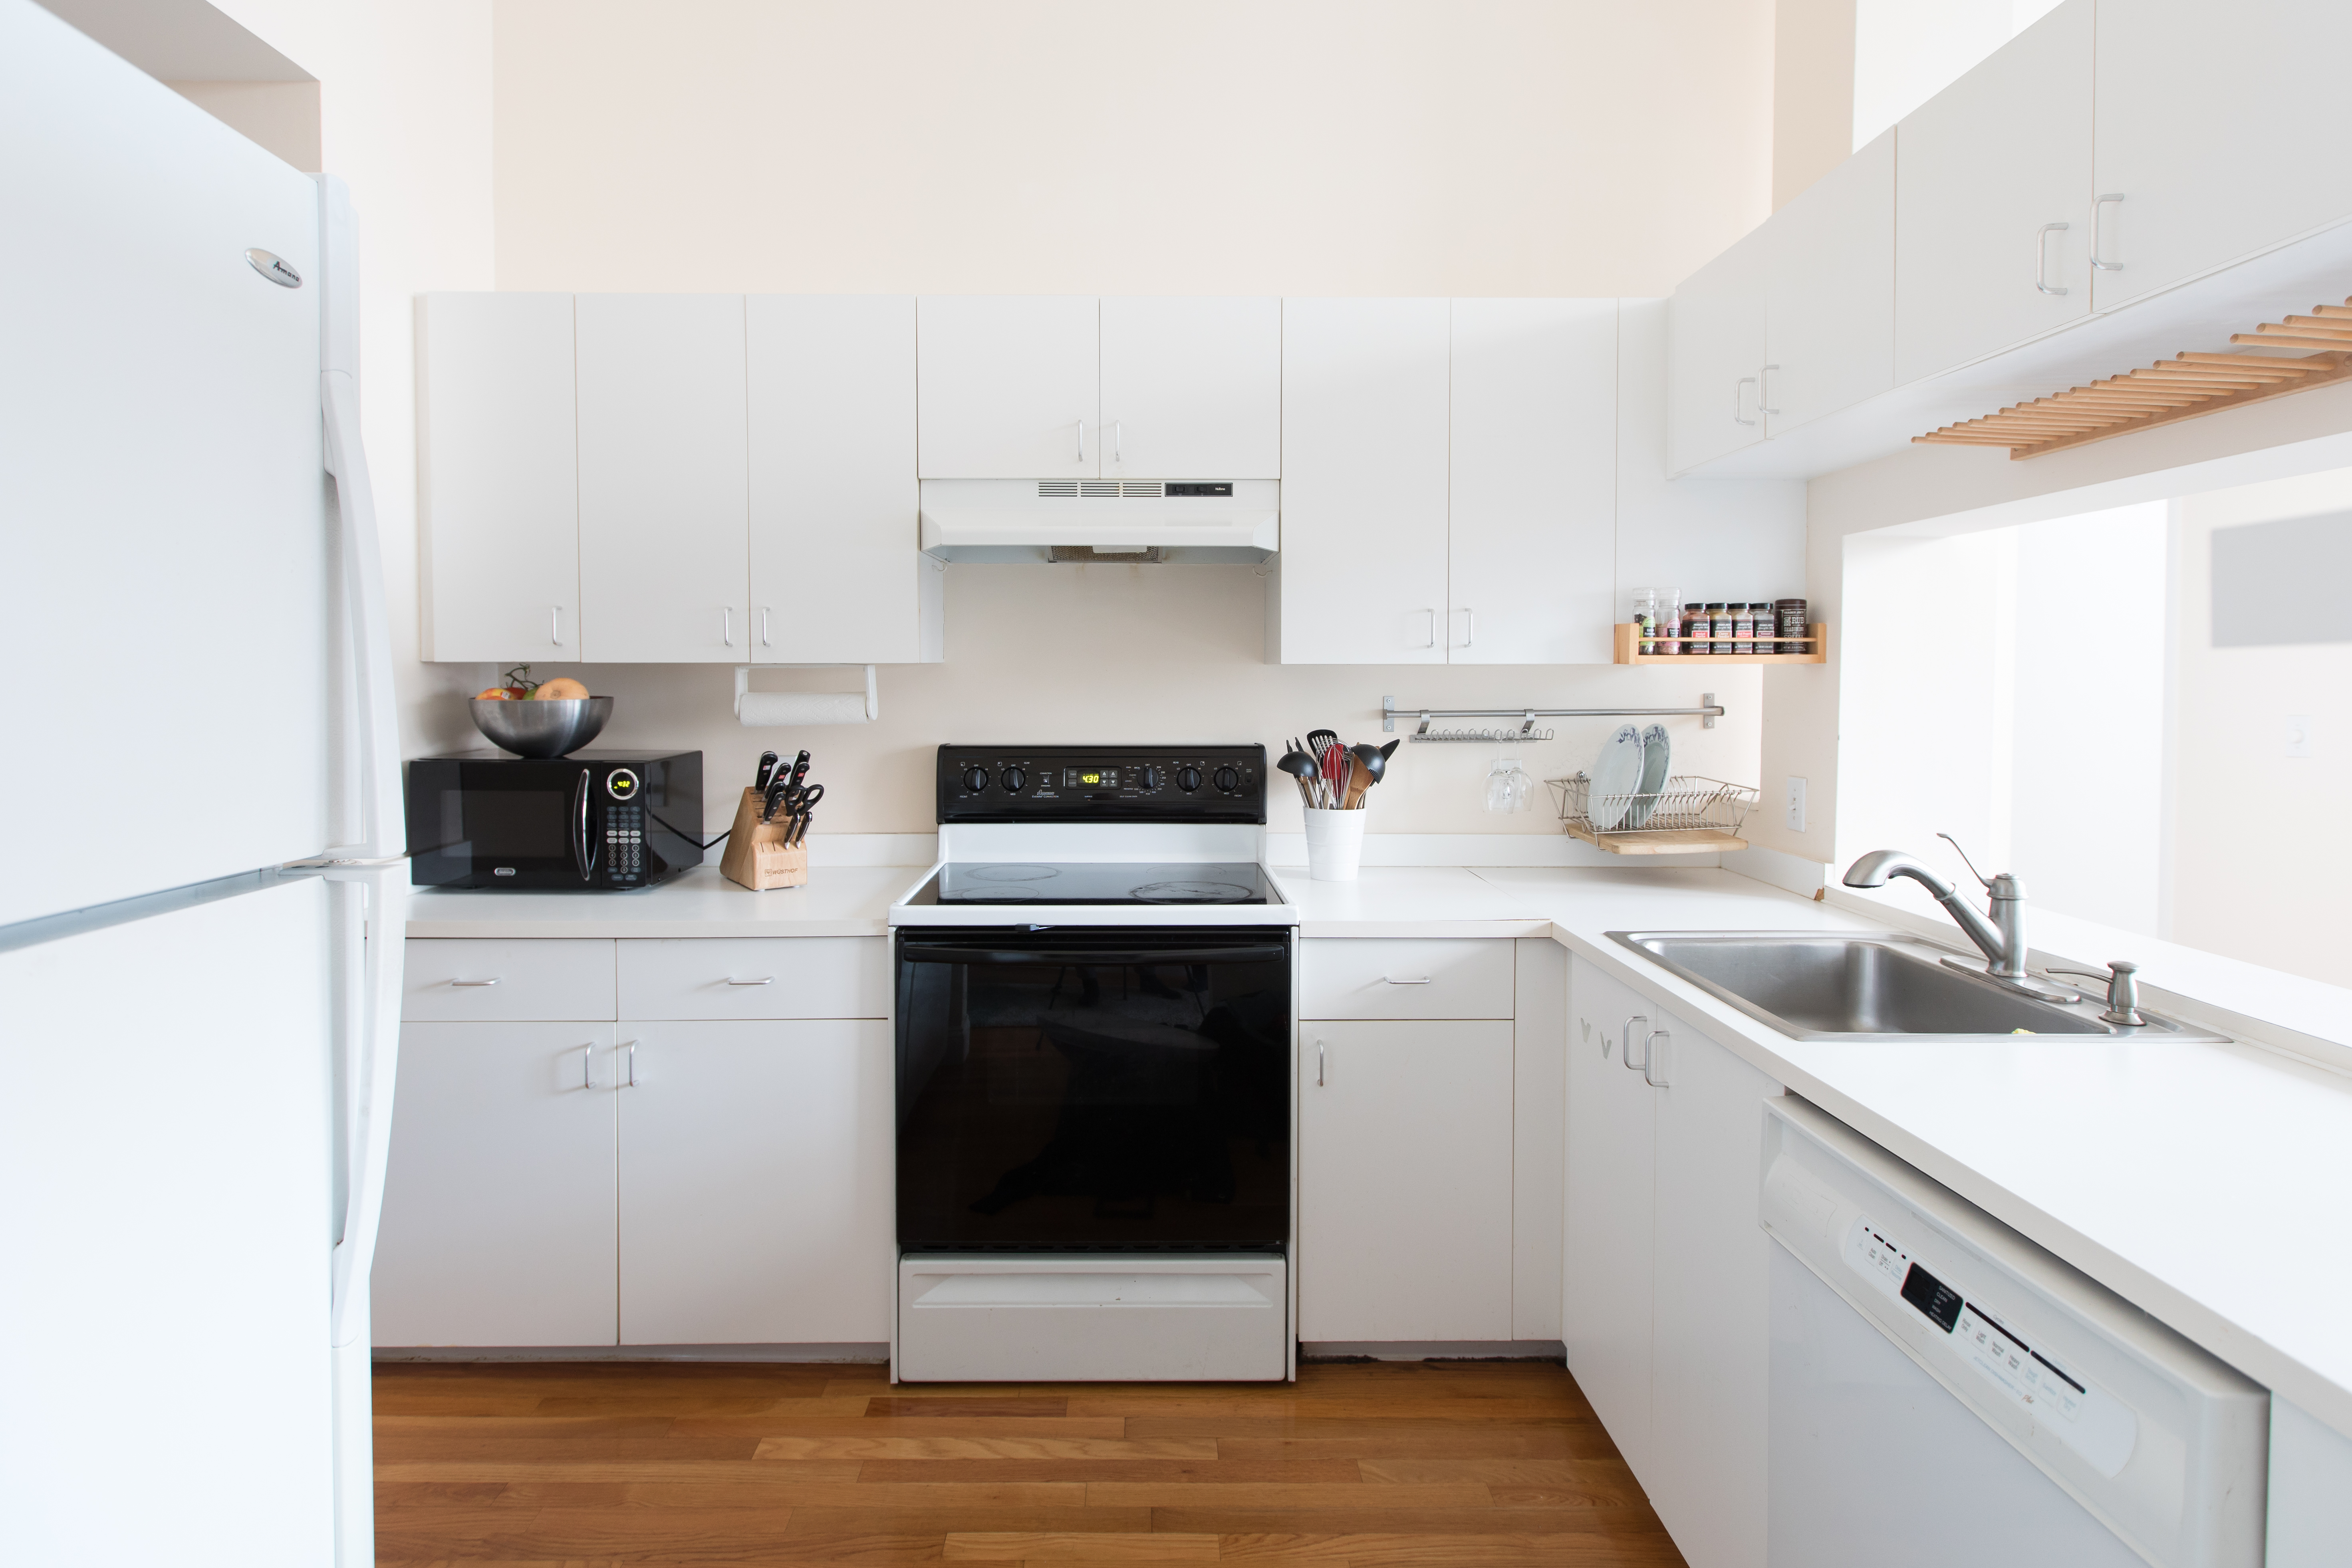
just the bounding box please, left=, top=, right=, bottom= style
left=719, top=786, right=809, bottom=891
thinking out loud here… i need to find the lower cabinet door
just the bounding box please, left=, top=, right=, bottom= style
left=1298, top=1020, right=1514, bottom=1343
left=1563, top=961, right=1659, bottom=1479
left=373, top=1022, right=619, bottom=1348
left=616, top=1020, right=893, bottom=1345
left=1647, top=1010, right=1780, bottom=1568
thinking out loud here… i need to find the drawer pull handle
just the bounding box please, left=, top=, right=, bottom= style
left=1381, top=976, right=1433, bottom=985
left=726, top=976, right=776, bottom=986
left=580, top=1045, right=594, bottom=1091
left=1317, top=1039, right=1326, bottom=1087
left=449, top=978, right=501, bottom=987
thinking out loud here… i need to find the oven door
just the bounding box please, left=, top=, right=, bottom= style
left=895, top=926, right=1292, bottom=1252
left=406, top=758, right=601, bottom=888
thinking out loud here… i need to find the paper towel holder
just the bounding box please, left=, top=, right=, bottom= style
left=734, top=664, right=878, bottom=726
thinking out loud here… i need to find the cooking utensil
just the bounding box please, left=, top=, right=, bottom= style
left=1306, top=729, right=1338, bottom=767
left=1277, top=748, right=1324, bottom=808
left=1349, top=740, right=1393, bottom=789
left=467, top=695, right=612, bottom=758
left=754, top=750, right=779, bottom=792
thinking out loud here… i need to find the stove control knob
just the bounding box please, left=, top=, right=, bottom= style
left=1176, top=765, right=1203, bottom=793
left=1139, top=765, right=1162, bottom=790
left=1213, top=764, right=1241, bottom=794
left=961, top=765, right=990, bottom=794
left=1002, top=765, right=1027, bottom=793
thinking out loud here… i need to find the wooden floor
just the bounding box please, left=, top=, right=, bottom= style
left=374, top=1358, right=1687, bottom=1566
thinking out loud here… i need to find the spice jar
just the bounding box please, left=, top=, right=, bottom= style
left=1682, top=601, right=1709, bottom=655
left=1709, top=601, right=1733, bottom=653
left=1775, top=597, right=1808, bottom=655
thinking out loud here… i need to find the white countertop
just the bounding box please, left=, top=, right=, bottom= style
left=409, top=857, right=2352, bottom=1440
left=403, top=865, right=919, bottom=939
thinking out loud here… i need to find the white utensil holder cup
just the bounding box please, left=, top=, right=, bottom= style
left=1302, top=806, right=1366, bottom=881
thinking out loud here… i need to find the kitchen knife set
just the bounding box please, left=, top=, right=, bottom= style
left=1282, top=732, right=1398, bottom=811
left=720, top=749, right=818, bottom=890
left=752, top=749, right=821, bottom=846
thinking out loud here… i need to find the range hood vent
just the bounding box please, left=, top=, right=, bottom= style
left=920, top=478, right=1278, bottom=564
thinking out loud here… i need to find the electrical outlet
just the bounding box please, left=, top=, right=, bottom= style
left=2287, top=716, right=2312, bottom=758
left=1786, top=776, right=1808, bottom=833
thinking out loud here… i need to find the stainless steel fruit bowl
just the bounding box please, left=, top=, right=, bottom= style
left=468, top=696, right=612, bottom=758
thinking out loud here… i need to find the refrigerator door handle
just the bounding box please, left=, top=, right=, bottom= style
left=325, top=861, right=404, bottom=1347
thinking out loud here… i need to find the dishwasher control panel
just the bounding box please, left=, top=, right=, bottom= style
left=1843, top=1211, right=2137, bottom=1478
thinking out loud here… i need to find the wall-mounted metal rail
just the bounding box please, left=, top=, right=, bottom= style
left=1381, top=693, right=1723, bottom=740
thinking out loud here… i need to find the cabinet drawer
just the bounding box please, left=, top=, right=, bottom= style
left=1301, top=938, right=1514, bottom=1020
left=403, top=939, right=616, bottom=1021
left=617, top=937, right=889, bottom=1020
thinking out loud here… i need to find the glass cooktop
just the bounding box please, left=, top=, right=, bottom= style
left=908, top=861, right=1276, bottom=906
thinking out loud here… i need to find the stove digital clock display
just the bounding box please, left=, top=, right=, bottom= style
left=1065, top=767, right=1119, bottom=788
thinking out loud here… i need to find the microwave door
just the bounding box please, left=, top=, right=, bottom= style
left=572, top=765, right=596, bottom=883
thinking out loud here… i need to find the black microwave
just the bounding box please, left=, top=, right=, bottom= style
left=405, top=751, right=703, bottom=891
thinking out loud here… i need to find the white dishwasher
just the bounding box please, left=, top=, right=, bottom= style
left=1760, top=1098, right=2268, bottom=1568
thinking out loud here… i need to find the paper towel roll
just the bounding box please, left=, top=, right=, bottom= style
left=736, top=691, right=871, bottom=727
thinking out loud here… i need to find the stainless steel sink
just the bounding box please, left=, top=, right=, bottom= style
left=1608, top=931, right=2227, bottom=1043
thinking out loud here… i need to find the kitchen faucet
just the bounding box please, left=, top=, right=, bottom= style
left=1842, top=833, right=2030, bottom=981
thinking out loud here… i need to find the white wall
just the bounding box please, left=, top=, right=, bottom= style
left=427, top=0, right=1792, bottom=838
left=1850, top=0, right=2063, bottom=151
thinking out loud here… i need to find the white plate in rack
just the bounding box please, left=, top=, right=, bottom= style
left=1588, top=725, right=1646, bottom=830
left=1626, top=724, right=1671, bottom=826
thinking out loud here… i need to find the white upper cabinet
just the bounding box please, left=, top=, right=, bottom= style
left=1764, top=129, right=1895, bottom=437
left=1278, top=298, right=1451, bottom=664
left=416, top=294, right=581, bottom=663
left=2093, top=0, right=2352, bottom=312
left=916, top=296, right=1099, bottom=478
left=1667, top=228, right=1769, bottom=474
left=1448, top=298, right=1618, bottom=664
left=1098, top=296, right=1282, bottom=479
left=1895, top=0, right=2092, bottom=383
left=747, top=296, right=939, bottom=664
left=576, top=294, right=750, bottom=662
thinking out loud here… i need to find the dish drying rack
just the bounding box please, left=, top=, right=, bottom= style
left=1381, top=693, right=1724, bottom=742
left=1547, top=774, right=1758, bottom=854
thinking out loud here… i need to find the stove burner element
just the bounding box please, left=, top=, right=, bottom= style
left=966, top=863, right=1061, bottom=883
left=1131, top=880, right=1254, bottom=904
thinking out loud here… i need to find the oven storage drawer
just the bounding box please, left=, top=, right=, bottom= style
left=898, top=1254, right=1287, bottom=1381
left=619, top=937, right=889, bottom=1020
left=1301, top=937, right=1514, bottom=1020
left=403, top=939, right=617, bottom=1021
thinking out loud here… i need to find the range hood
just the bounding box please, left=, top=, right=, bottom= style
left=919, top=478, right=1279, bottom=564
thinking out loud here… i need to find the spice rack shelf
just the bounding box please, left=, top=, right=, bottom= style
left=1613, top=623, right=1828, bottom=666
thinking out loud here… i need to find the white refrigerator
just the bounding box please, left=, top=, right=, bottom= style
left=0, top=4, right=406, bottom=1564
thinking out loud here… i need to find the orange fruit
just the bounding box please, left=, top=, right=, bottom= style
left=532, top=677, right=590, bottom=700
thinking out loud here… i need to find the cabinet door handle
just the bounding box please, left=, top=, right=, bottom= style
left=1076, top=419, right=1087, bottom=464
left=550, top=605, right=562, bottom=646
left=1621, top=1014, right=1649, bottom=1072
left=2035, top=222, right=2070, bottom=296
left=449, top=977, right=500, bottom=987
left=1421, top=609, right=1437, bottom=648
left=760, top=607, right=772, bottom=647
left=1643, top=1028, right=1672, bottom=1089
left=1381, top=975, right=1433, bottom=985
left=1733, top=375, right=1757, bottom=427
left=625, top=1040, right=639, bottom=1088
left=721, top=606, right=734, bottom=647
left=2092, top=194, right=2125, bottom=271
left=580, top=1044, right=594, bottom=1090
left=1113, top=420, right=1123, bottom=465
left=1759, top=365, right=1782, bottom=417
left=726, top=976, right=776, bottom=986
left=1317, top=1038, right=1326, bottom=1087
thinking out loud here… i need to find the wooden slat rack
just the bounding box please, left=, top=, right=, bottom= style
left=1916, top=294, right=2352, bottom=458
left=1614, top=623, right=1827, bottom=665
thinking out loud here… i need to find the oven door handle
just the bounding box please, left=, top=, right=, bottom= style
left=896, top=943, right=1290, bottom=966
left=573, top=766, right=595, bottom=883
